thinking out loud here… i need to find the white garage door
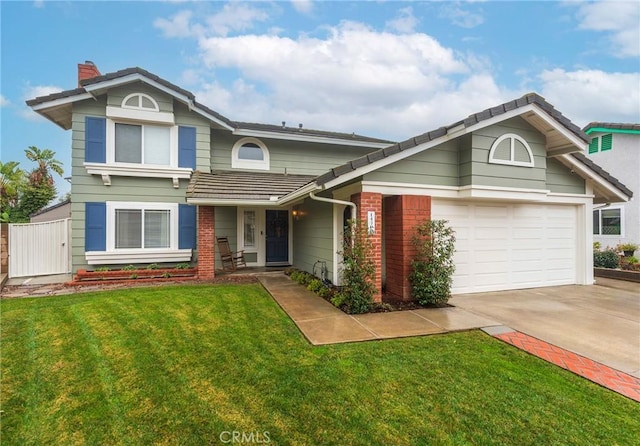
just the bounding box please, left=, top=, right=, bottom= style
left=432, top=200, right=577, bottom=294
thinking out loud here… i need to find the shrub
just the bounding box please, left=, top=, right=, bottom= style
left=175, top=263, right=190, bottom=269
left=95, top=266, right=110, bottom=272
left=409, top=219, right=456, bottom=305
left=307, top=279, right=324, bottom=293
left=594, top=250, right=619, bottom=269
left=146, top=263, right=159, bottom=270
left=284, top=267, right=297, bottom=276
left=317, top=285, right=333, bottom=299
left=338, top=220, right=376, bottom=314
left=122, top=265, right=136, bottom=271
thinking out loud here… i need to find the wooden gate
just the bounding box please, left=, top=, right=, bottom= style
left=8, top=219, right=71, bottom=278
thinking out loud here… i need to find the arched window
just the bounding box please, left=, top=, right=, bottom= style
left=232, top=138, right=270, bottom=170
left=488, top=133, right=534, bottom=167
left=121, top=93, right=160, bottom=112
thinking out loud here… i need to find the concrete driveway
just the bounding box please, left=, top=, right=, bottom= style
left=450, top=278, right=640, bottom=378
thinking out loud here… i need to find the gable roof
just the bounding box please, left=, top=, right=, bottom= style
left=583, top=122, right=640, bottom=134
left=27, top=66, right=391, bottom=147
left=315, top=93, right=588, bottom=186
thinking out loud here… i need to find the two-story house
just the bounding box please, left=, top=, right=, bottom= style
left=28, top=62, right=632, bottom=300
left=584, top=123, right=639, bottom=249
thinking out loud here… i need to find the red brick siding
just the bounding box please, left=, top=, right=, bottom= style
left=77, top=62, right=101, bottom=87
left=384, top=195, right=431, bottom=301
left=197, top=206, right=215, bottom=279
left=351, top=192, right=383, bottom=302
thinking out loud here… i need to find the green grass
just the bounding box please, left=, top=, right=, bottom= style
left=1, top=284, right=638, bottom=445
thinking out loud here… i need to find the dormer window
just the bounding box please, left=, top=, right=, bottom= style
left=232, top=137, right=270, bottom=170
left=488, top=133, right=534, bottom=167
left=122, top=93, right=159, bottom=111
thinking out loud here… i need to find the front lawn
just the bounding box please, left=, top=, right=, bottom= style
left=1, top=284, right=638, bottom=445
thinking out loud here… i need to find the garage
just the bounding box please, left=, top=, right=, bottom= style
left=432, top=199, right=578, bottom=294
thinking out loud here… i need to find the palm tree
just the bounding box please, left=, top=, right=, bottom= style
left=24, top=146, right=63, bottom=185
left=0, top=160, right=25, bottom=208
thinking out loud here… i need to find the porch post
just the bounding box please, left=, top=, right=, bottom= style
left=197, top=206, right=215, bottom=279
left=385, top=195, right=431, bottom=301
left=351, top=192, right=383, bottom=302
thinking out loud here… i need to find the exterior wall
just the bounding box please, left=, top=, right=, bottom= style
left=364, top=139, right=459, bottom=186
left=211, top=130, right=377, bottom=175
left=384, top=195, right=431, bottom=301
left=69, top=90, right=210, bottom=272
left=588, top=132, right=640, bottom=247
left=545, top=158, right=585, bottom=194
left=351, top=192, right=383, bottom=302
left=292, top=198, right=335, bottom=283
left=214, top=206, right=239, bottom=268
left=469, top=117, right=547, bottom=189
left=30, top=202, right=71, bottom=223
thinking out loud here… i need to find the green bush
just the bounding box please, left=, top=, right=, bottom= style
left=122, top=265, right=136, bottom=271
left=338, top=220, right=376, bottom=314
left=146, top=263, right=159, bottom=270
left=307, top=279, right=324, bottom=293
left=409, top=219, right=456, bottom=305
left=175, top=263, right=190, bottom=269
left=594, top=250, right=619, bottom=269
left=317, top=285, right=333, bottom=299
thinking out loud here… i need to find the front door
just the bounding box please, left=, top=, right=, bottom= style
left=266, top=210, right=289, bottom=264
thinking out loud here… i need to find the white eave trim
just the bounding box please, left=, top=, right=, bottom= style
left=30, top=92, right=94, bottom=111
left=232, top=128, right=391, bottom=148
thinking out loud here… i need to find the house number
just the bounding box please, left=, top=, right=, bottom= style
left=367, top=211, right=375, bottom=234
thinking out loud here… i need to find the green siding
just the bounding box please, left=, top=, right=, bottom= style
left=213, top=207, right=237, bottom=268
left=546, top=158, right=585, bottom=194
left=292, top=198, right=335, bottom=282
left=211, top=130, right=377, bottom=175
left=364, top=139, right=460, bottom=186
left=469, top=117, right=547, bottom=189
left=69, top=93, right=210, bottom=272
left=107, top=83, right=173, bottom=113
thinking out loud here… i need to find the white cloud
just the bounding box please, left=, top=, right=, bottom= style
left=574, top=0, right=640, bottom=57
left=439, top=2, right=484, bottom=29
left=0, top=95, right=10, bottom=107
left=154, top=3, right=269, bottom=38
left=291, top=0, right=313, bottom=15
left=539, top=69, right=640, bottom=126
left=190, top=20, right=513, bottom=139
left=20, top=84, right=63, bottom=121
left=385, top=7, right=418, bottom=34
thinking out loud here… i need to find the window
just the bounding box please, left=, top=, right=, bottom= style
left=114, top=123, right=171, bottom=165
left=232, top=137, right=270, bottom=170
left=593, top=207, right=622, bottom=236
left=244, top=210, right=256, bottom=247
left=588, top=134, right=613, bottom=154
left=488, top=133, right=534, bottom=167
left=110, top=203, right=174, bottom=250
left=122, top=93, right=159, bottom=111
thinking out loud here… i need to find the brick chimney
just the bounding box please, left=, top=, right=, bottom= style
left=77, top=61, right=101, bottom=87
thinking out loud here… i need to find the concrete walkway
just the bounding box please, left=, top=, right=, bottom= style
left=258, top=274, right=500, bottom=345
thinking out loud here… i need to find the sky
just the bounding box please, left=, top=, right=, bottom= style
left=1, top=0, right=639, bottom=199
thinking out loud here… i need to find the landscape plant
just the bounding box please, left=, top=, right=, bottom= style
left=336, top=219, right=376, bottom=314
left=410, top=219, right=456, bottom=305
left=594, top=250, right=619, bottom=269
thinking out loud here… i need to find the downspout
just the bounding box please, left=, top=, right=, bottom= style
left=309, top=191, right=357, bottom=247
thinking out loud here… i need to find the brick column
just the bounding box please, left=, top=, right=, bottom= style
left=351, top=192, right=383, bottom=302
left=197, top=206, right=215, bottom=280
left=384, top=195, right=431, bottom=301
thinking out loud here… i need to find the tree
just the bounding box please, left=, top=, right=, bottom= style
left=4, top=147, right=65, bottom=222
left=0, top=161, right=25, bottom=222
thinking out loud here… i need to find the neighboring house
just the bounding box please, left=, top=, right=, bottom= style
left=28, top=62, right=632, bottom=300
left=30, top=199, right=71, bottom=223
left=583, top=123, right=639, bottom=249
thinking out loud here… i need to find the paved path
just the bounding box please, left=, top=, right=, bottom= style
left=258, top=275, right=500, bottom=345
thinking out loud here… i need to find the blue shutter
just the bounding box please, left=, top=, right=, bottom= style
left=85, top=202, right=106, bottom=251
left=85, top=117, right=106, bottom=163
left=178, top=204, right=196, bottom=249
left=178, top=126, right=196, bottom=169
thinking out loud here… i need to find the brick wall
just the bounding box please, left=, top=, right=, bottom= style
left=77, top=61, right=101, bottom=87
left=351, top=192, right=383, bottom=302
left=384, top=195, right=431, bottom=301
left=197, top=206, right=215, bottom=279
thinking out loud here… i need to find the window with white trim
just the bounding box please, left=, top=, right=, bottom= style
left=488, top=133, right=534, bottom=167
left=108, top=202, right=178, bottom=251
left=114, top=123, right=172, bottom=165
left=122, top=93, right=160, bottom=111
left=232, top=137, right=270, bottom=170
left=593, top=207, right=623, bottom=236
